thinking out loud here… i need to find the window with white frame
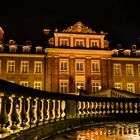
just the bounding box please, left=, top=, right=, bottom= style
left=92, top=80, right=101, bottom=93
left=20, top=81, right=28, bottom=87
left=91, top=60, right=100, bottom=73
left=59, top=80, right=68, bottom=93
left=75, top=60, right=85, bottom=73
left=138, top=64, right=140, bottom=76
left=127, top=83, right=135, bottom=93
left=7, top=60, right=15, bottom=73
left=76, top=82, right=84, bottom=92
left=0, top=60, right=1, bottom=73
left=126, top=64, right=134, bottom=76
left=21, top=61, right=29, bottom=73
left=114, top=83, right=122, bottom=90
left=60, top=38, right=69, bottom=46
left=91, top=40, right=99, bottom=48
left=34, top=61, right=42, bottom=74
left=75, top=39, right=85, bottom=47
left=59, top=59, right=69, bottom=72
left=114, top=64, right=121, bottom=76
left=34, top=81, right=42, bottom=90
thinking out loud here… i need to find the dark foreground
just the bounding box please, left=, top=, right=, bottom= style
left=46, top=121, right=140, bottom=140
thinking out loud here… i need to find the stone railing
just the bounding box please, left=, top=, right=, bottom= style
left=0, top=79, right=140, bottom=139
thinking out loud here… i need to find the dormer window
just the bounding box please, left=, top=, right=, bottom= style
left=135, top=50, right=140, bottom=56
left=9, top=45, right=17, bottom=53
left=22, top=45, right=31, bottom=53
left=123, top=49, right=131, bottom=56
left=35, top=46, right=43, bottom=53
left=60, top=38, right=69, bottom=46
left=9, top=39, right=17, bottom=53
left=0, top=44, right=4, bottom=52
left=113, top=49, right=119, bottom=56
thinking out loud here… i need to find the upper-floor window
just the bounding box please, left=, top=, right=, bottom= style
left=60, top=61, right=68, bottom=72
left=60, top=39, right=68, bottom=46
left=59, top=80, right=68, bottom=93
left=91, top=40, right=99, bottom=48
left=126, top=64, right=134, bottom=76
left=76, top=62, right=84, bottom=73
left=21, top=61, right=29, bottom=73
left=92, top=80, right=101, bottom=93
left=34, top=81, right=42, bottom=90
left=7, top=60, right=15, bottom=73
left=127, top=83, right=135, bottom=93
left=114, top=83, right=122, bottom=90
left=91, top=61, right=100, bottom=73
left=75, top=39, right=85, bottom=47
left=138, top=64, right=140, bottom=76
left=22, top=45, right=31, bottom=53
left=114, top=64, right=121, bottom=76
left=20, top=81, right=28, bottom=87
left=34, top=61, right=42, bottom=74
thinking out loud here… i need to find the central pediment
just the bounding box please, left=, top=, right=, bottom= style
left=61, top=21, right=97, bottom=34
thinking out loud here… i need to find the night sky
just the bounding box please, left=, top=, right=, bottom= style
left=0, top=1, right=140, bottom=48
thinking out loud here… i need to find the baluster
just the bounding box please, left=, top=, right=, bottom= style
left=98, top=102, right=102, bottom=115
left=56, top=100, right=61, bottom=121
left=129, top=102, right=133, bottom=113
left=8, top=94, right=20, bottom=133
left=26, top=97, right=35, bottom=127
left=18, top=96, right=28, bottom=130
left=34, top=98, right=42, bottom=126
left=40, top=99, right=45, bottom=124
left=120, top=102, right=123, bottom=113
left=125, top=102, right=128, bottom=113
left=102, top=102, right=106, bottom=115
left=0, top=93, right=10, bottom=138
left=94, top=102, right=98, bottom=115
left=45, top=99, right=50, bottom=123
left=89, top=102, right=93, bottom=116
left=81, top=101, right=86, bottom=117
left=111, top=102, right=114, bottom=114
left=85, top=102, right=89, bottom=117
left=50, top=99, right=56, bottom=122
left=115, top=102, right=119, bottom=113
left=61, top=100, right=66, bottom=120
left=134, top=102, right=138, bottom=113
left=77, top=101, right=82, bottom=118
left=107, top=102, right=110, bottom=114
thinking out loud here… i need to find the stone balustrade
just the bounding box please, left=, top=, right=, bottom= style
left=0, top=79, right=140, bottom=139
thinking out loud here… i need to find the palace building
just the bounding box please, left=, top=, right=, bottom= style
left=0, top=21, right=140, bottom=95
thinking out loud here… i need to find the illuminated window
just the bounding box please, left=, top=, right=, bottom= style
left=7, top=60, right=15, bottom=73
left=126, top=64, right=134, bottom=76
left=76, top=62, right=84, bottom=72
left=20, top=81, right=28, bottom=87
left=91, top=40, right=99, bottom=48
left=34, top=61, right=42, bottom=74
left=92, top=80, right=101, bottom=93
left=75, top=39, right=85, bottom=47
left=21, top=61, right=29, bottom=73
left=127, top=83, right=135, bottom=93
left=138, top=64, right=140, bottom=76
left=34, top=81, right=42, bottom=90
left=114, top=83, right=122, bottom=90
left=60, top=61, right=67, bottom=71
left=114, top=64, right=121, bottom=76
left=91, top=61, right=100, bottom=73
left=76, top=82, right=84, bottom=92
left=59, top=80, right=68, bottom=93
left=60, top=39, right=69, bottom=46
left=0, top=60, right=1, bottom=73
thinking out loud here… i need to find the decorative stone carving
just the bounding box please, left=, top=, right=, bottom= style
left=62, top=21, right=97, bottom=34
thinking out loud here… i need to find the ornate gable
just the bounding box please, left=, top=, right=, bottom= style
left=62, top=21, right=97, bottom=34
